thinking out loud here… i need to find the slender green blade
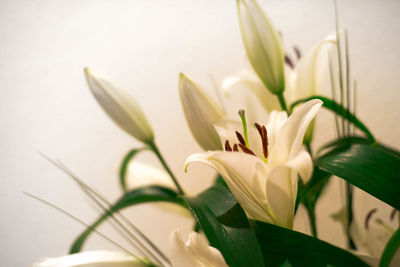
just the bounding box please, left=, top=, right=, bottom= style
left=119, top=148, right=148, bottom=192
left=182, top=183, right=264, bottom=267
left=291, top=96, right=375, bottom=142
left=379, top=227, right=400, bottom=267
left=254, top=221, right=368, bottom=267
left=316, top=143, right=400, bottom=209
left=70, top=185, right=183, bottom=253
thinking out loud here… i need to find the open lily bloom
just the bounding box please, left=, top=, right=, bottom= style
left=32, top=250, right=149, bottom=267
left=186, top=99, right=322, bottom=228
left=126, top=161, right=191, bottom=217
left=126, top=161, right=176, bottom=190
left=223, top=35, right=335, bottom=112
left=170, top=229, right=228, bottom=267
left=350, top=208, right=400, bottom=263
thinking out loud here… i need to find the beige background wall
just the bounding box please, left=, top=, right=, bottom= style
left=1, top=0, right=399, bottom=265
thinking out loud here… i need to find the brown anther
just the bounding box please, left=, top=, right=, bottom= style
left=238, top=143, right=255, bottom=156
left=293, top=46, right=301, bottom=60
left=284, top=55, right=294, bottom=69
left=233, top=144, right=239, bottom=152
left=225, top=140, right=232, bottom=152
left=390, top=208, right=397, bottom=221
left=365, top=208, right=378, bottom=229
left=255, top=123, right=269, bottom=159
left=235, top=131, right=246, bottom=146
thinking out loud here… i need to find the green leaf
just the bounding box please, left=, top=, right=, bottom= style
left=119, top=148, right=148, bottom=192
left=379, top=227, right=400, bottom=267
left=254, top=221, right=368, bottom=267
left=316, top=143, right=400, bottom=210
left=296, top=167, right=331, bottom=211
left=70, top=185, right=183, bottom=253
left=182, top=183, right=264, bottom=267
left=291, top=96, right=375, bottom=142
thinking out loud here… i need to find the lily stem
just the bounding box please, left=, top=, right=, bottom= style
left=305, top=203, right=318, bottom=238
left=346, top=182, right=356, bottom=249
left=277, top=93, right=288, bottom=113
left=148, top=141, right=185, bottom=195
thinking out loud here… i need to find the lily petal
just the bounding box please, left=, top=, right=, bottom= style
left=285, top=150, right=313, bottom=183
left=294, top=35, right=336, bottom=100
left=32, top=250, right=147, bottom=267
left=265, top=110, right=287, bottom=149
left=179, top=73, right=225, bottom=151
left=237, top=0, right=285, bottom=94
left=126, top=162, right=191, bottom=217
left=268, top=99, right=322, bottom=168
left=170, top=229, right=228, bottom=267
left=266, top=165, right=296, bottom=228
left=84, top=68, right=154, bottom=144
left=186, top=152, right=276, bottom=224
left=126, top=162, right=175, bottom=190
left=222, top=75, right=281, bottom=112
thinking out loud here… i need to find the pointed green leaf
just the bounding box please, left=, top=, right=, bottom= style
left=316, top=143, right=400, bottom=209
left=254, top=221, right=368, bottom=266
left=379, top=227, right=400, bottom=267
left=182, top=183, right=264, bottom=267
left=119, top=148, right=148, bottom=192
left=291, top=96, right=375, bottom=142
left=70, top=185, right=183, bottom=253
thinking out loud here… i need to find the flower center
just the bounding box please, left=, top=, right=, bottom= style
left=224, top=110, right=269, bottom=161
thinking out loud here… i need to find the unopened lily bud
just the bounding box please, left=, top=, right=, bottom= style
left=179, top=73, right=224, bottom=151
left=237, top=0, right=285, bottom=94
left=84, top=68, right=154, bottom=144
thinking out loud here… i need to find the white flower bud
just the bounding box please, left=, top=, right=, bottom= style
left=237, top=0, right=285, bottom=94
left=179, top=73, right=225, bottom=151
left=85, top=68, right=154, bottom=144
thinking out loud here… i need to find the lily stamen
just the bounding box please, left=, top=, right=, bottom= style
left=238, top=109, right=249, bottom=147
left=255, top=123, right=269, bottom=159
left=390, top=208, right=397, bottom=221
left=225, top=140, right=232, bottom=152
left=364, top=208, right=377, bottom=229
left=238, top=144, right=256, bottom=156
left=235, top=131, right=246, bottom=146
left=233, top=144, right=239, bottom=152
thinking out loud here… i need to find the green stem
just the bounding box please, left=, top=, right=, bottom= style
left=306, top=203, right=318, bottom=238
left=346, top=182, right=356, bottom=249
left=148, top=142, right=185, bottom=195
left=277, top=93, right=288, bottom=112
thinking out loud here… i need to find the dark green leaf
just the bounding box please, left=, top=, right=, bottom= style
left=70, top=185, right=183, bottom=253
left=254, top=221, right=368, bottom=267
left=119, top=148, right=148, bottom=192
left=182, top=183, right=264, bottom=267
left=291, top=96, right=375, bottom=142
left=379, top=227, right=400, bottom=267
left=316, top=143, right=400, bottom=210
left=296, top=167, right=331, bottom=211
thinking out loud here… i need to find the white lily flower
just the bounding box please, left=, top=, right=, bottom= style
left=169, top=229, right=228, bottom=267
left=85, top=68, right=154, bottom=144
left=350, top=208, right=399, bottom=262
left=186, top=99, right=322, bottom=228
left=223, top=35, right=335, bottom=111
left=179, top=73, right=225, bottom=151
left=126, top=162, right=191, bottom=217
left=237, top=0, right=285, bottom=94
left=126, top=161, right=176, bottom=190
left=32, top=250, right=149, bottom=267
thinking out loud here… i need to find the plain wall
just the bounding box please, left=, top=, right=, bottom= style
left=1, top=0, right=399, bottom=265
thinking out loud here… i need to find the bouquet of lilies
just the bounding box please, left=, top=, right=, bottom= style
left=32, top=0, right=399, bottom=266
